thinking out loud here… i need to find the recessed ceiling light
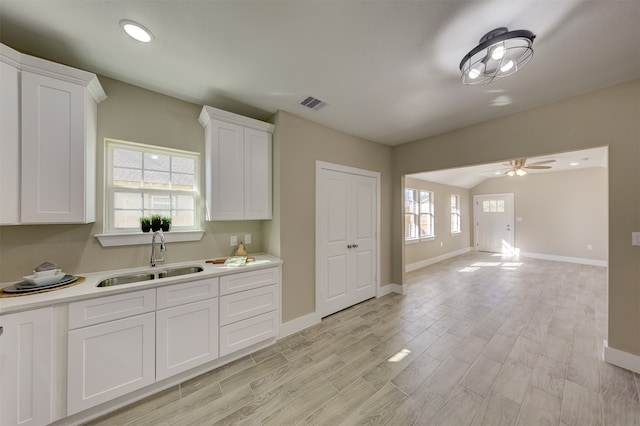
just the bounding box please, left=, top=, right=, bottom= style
left=120, top=19, right=153, bottom=43
left=569, top=162, right=580, bottom=166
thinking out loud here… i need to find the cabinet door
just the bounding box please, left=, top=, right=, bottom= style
left=244, top=128, right=272, bottom=220
left=0, top=60, right=20, bottom=224
left=156, top=298, right=218, bottom=381
left=0, top=308, right=52, bottom=426
left=20, top=71, right=90, bottom=223
left=207, top=119, right=245, bottom=220
left=67, top=313, right=155, bottom=415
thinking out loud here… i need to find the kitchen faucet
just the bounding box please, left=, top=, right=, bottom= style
left=150, top=230, right=166, bottom=267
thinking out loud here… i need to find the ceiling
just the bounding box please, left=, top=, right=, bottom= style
left=408, top=146, right=608, bottom=189
left=0, top=1, right=639, bottom=146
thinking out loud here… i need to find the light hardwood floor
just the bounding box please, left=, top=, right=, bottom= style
left=87, top=252, right=640, bottom=425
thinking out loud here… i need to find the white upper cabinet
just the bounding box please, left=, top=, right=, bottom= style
left=199, top=106, right=273, bottom=221
left=0, top=57, right=20, bottom=224
left=0, top=43, right=106, bottom=225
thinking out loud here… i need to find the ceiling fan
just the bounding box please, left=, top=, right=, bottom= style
left=503, top=158, right=555, bottom=176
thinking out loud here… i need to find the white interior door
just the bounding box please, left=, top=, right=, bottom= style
left=317, top=163, right=378, bottom=318
left=474, top=193, right=515, bottom=254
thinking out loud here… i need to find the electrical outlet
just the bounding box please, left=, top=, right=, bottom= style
left=244, top=233, right=252, bottom=244
left=230, top=235, right=237, bottom=246
left=587, top=244, right=593, bottom=250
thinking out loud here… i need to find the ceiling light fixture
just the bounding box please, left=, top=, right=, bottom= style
left=460, top=27, right=535, bottom=85
left=120, top=19, right=153, bottom=43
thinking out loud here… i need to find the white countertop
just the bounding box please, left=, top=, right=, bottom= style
left=0, top=254, right=282, bottom=315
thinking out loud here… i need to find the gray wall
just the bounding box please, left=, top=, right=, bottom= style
left=393, top=79, right=640, bottom=357
left=471, top=167, right=608, bottom=262
left=0, top=77, right=266, bottom=281
left=404, top=177, right=472, bottom=268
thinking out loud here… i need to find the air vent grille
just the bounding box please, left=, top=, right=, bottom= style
left=300, top=96, right=328, bottom=111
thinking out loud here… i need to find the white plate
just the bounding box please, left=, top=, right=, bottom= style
left=23, top=272, right=67, bottom=286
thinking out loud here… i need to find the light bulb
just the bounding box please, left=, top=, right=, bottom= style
left=516, top=168, right=527, bottom=176
left=468, top=67, right=481, bottom=79
left=500, top=60, right=514, bottom=73
left=507, top=170, right=516, bottom=176
left=491, top=44, right=505, bottom=60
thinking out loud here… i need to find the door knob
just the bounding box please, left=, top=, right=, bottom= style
left=0, top=326, right=3, bottom=336
left=347, top=244, right=353, bottom=249
left=353, top=244, right=359, bottom=248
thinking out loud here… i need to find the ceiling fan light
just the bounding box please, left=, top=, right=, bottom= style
left=459, top=27, right=535, bottom=86
left=516, top=168, right=527, bottom=176
left=491, top=43, right=505, bottom=60
left=500, top=60, right=514, bottom=73
left=507, top=170, right=516, bottom=176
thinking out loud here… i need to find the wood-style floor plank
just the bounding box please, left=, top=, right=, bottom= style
left=86, top=253, right=640, bottom=426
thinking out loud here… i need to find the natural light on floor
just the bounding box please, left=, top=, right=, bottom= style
left=458, top=257, right=523, bottom=273
left=387, top=349, right=411, bottom=363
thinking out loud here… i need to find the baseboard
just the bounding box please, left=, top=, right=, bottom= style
left=377, top=283, right=406, bottom=296
left=405, top=247, right=472, bottom=272
left=604, top=343, right=640, bottom=374
left=278, top=312, right=321, bottom=338
left=519, top=251, right=608, bottom=267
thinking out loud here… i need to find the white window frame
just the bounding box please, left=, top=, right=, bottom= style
left=96, top=139, right=204, bottom=247
left=419, top=190, right=435, bottom=240
left=405, top=188, right=435, bottom=242
left=451, top=194, right=461, bottom=235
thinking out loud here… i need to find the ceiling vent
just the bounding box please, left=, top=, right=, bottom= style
left=300, top=96, right=328, bottom=111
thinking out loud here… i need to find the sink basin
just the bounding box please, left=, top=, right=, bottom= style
left=97, top=273, right=155, bottom=287
left=96, top=266, right=204, bottom=287
left=158, top=266, right=204, bottom=278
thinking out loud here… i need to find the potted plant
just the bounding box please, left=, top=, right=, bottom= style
left=161, top=216, right=172, bottom=232
left=151, top=214, right=162, bottom=231
left=140, top=216, right=151, bottom=233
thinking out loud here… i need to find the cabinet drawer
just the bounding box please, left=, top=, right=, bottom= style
left=219, top=284, right=278, bottom=326
left=219, top=310, right=279, bottom=357
left=220, top=267, right=279, bottom=295
left=156, top=278, right=219, bottom=309
left=68, top=289, right=156, bottom=330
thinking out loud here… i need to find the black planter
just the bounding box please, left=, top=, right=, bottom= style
left=151, top=219, right=162, bottom=231
left=141, top=223, right=151, bottom=233
left=161, top=223, right=170, bottom=232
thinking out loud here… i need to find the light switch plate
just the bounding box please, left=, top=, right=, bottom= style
left=244, top=234, right=252, bottom=244
left=230, top=235, right=237, bottom=246
left=632, top=232, right=640, bottom=246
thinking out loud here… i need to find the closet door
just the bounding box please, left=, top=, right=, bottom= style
left=316, top=165, right=377, bottom=318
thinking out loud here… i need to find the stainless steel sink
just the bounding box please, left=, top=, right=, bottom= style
left=96, top=266, right=204, bottom=287
left=158, top=266, right=203, bottom=278
left=97, top=273, right=156, bottom=287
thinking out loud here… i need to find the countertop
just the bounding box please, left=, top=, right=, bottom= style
left=0, top=253, right=282, bottom=315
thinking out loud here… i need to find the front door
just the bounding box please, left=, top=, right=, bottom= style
left=316, top=163, right=378, bottom=318
left=474, top=193, right=515, bottom=254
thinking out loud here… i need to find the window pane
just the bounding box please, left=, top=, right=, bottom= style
left=172, top=156, right=195, bottom=174
left=173, top=210, right=194, bottom=227
left=113, top=149, right=141, bottom=169
left=113, top=168, right=142, bottom=187
left=144, top=153, right=170, bottom=171
left=144, top=170, right=171, bottom=187
left=175, top=194, right=195, bottom=210
left=497, top=200, right=505, bottom=212
left=114, top=192, right=142, bottom=209
left=172, top=173, right=195, bottom=189
left=113, top=210, right=143, bottom=229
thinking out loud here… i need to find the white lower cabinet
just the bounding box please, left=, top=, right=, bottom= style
left=156, top=279, right=219, bottom=381
left=219, top=267, right=280, bottom=357
left=63, top=266, right=280, bottom=419
left=67, top=312, right=156, bottom=415
left=0, top=307, right=53, bottom=426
